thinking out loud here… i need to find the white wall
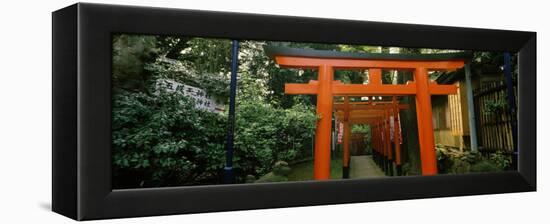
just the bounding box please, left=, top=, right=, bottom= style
left=0, top=0, right=547, bottom=223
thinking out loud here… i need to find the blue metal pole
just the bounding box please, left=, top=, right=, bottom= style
left=224, top=40, right=239, bottom=184
left=504, top=53, right=518, bottom=169
left=465, top=63, right=479, bottom=152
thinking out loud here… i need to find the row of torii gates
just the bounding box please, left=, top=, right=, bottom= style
left=334, top=96, right=409, bottom=177
left=266, top=46, right=470, bottom=180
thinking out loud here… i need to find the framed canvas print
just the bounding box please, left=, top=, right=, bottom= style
left=52, top=3, right=536, bottom=220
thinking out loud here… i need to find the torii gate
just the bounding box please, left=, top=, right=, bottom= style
left=360, top=98, right=407, bottom=176
left=334, top=97, right=409, bottom=178
left=265, top=46, right=467, bottom=180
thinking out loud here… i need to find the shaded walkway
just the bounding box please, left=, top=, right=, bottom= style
left=350, top=155, right=385, bottom=178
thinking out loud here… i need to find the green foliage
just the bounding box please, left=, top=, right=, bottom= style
left=272, top=161, right=292, bottom=176
left=112, top=35, right=160, bottom=92
left=178, top=38, right=233, bottom=74
left=436, top=146, right=510, bottom=174
left=241, top=42, right=318, bottom=108
left=286, top=158, right=343, bottom=181
left=112, top=36, right=322, bottom=187
left=255, top=161, right=292, bottom=183
left=484, top=99, right=507, bottom=114
left=351, top=124, right=372, bottom=152
left=112, top=89, right=227, bottom=188
left=338, top=44, right=380, bottom=53
left=233, top=101, right=317, bottom=180
left=401, top=163, right=416, bottom=176
left=144, top=56, right=230, bottom=101
left=436, top=146, right=482, bottom=173
left=143, top=37, right=232, bottom=101
left=255, top=173, right=289, bottom=183
left=352, top=124, right=371, bottom=134
left=489, top=151, right=512, bottom=170
left=472, top=51, right=518, bottom=81
left=470, top=160, right=501, bottom=173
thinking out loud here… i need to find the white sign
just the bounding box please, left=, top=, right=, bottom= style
left=337, top=122, right=344, bottom=144
left=156, top=79, right=224, bottom=113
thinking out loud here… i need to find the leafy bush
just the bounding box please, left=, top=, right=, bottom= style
left=255, top=161, right=292, bottom=183
left=233, top=101, right=317, bottom=180
left=112, top=88, right=317, bottom=187
left=470, top=160, right=501, bottom=173
left=272, top=161, right=292, bottom=176
left=112, top=89, right=227, bottom=188
left=489, top=151, right=512, bottom=170
left=436, top=146, right=508, bottom=174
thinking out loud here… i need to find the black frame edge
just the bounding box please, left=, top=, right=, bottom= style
left=518, top=34, right=536, bottom=190
left=59, top=3, right=537, bottom=220
left=52, top=3, right=79, bottom=220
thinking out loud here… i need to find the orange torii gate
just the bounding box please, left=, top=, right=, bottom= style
left=338, top=109, right=395, bottom=176
left=265, top=46, right=467, bottom=180
left=334, top=97, right=409, bottom=178
left=364, top=98, right=406, bottom=176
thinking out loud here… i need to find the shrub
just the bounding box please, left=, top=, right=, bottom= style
left=435, top=145, right=506, bottom=174
left=272, top=161, right=292, bottom=176
left=470, top=160, right=501, bottom=173
left=233, top=101, right=317, bottom=180
left=489, top=151, right=512, bottom=170
left=112, top=89, right=227, bottom=188
left=254, top=160, right=292, bottom=183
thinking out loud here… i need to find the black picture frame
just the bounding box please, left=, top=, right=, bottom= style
left=52, top=3, right=536, bottom=221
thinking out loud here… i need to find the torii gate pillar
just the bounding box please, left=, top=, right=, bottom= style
left=314, top=65, right=334, bottom=179
left=414, top=67, right=438, bottom=174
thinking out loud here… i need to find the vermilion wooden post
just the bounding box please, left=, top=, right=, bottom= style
left=371, top=123, right=380, bottom=165
left=342, top=97, right=351, bottom=178
left=379, top=119, right=386, bottom=173
left=392, top=96, right=403, bottom=175
left=314, top=64, right=334, bottom=180
left=385, top=109, right=393, bottom=161
left=414, top=67, right=438, bottom=175
left=384, top=108, right=393, bottom=175
left=379, top=120, right=384, bottom=168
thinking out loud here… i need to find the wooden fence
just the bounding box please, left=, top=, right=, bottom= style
left=473, top=81, right=517, bottom=153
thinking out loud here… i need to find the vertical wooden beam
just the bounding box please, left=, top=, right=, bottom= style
left=342, top=96, right=351, bottom=178
left=393, top=96, right=403, bottom=175
left=384, top=109, right=393, bottom=176
left=385, top=109, right=393, bottom=161
left=414, top=67, right=438, bottom=175
left=379, top=121, right=388, bottom=163
left=313, top=65, right=334, bottom=180
left=369, top=68, right=382, bottom=85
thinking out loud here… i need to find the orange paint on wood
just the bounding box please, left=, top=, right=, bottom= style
left=313, top=65, right=333, bottom=180
left=393, top=97, right=402, bottom=165
left=343, top=97, right=351, bottom=168
left=369, top=68, right=382, bottom=85
left=384, top=109, right=393, bottom=160
left=332, top=83, right=417, bottom=95
left=333, top=103, right=410, bottom=111
left=414, top=67, right=438, bottom=175
left=275, top=56, right=465, bottom=70
left=429, top=82, right=458, bottom=95
left=285, top=83, right=317, bottom=94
